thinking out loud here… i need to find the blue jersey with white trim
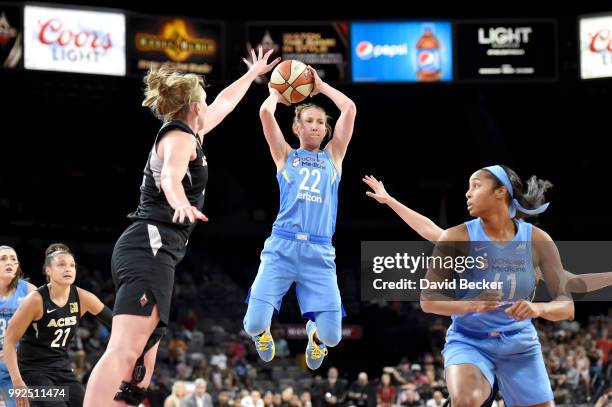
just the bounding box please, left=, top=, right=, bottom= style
left=272, top=148, right=340, bottom=237
left=452, top=218, right=537, bottom=332
left=0, top=280, right=29, bottom=349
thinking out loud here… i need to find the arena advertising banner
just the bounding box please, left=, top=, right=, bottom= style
left=23, top=5, right=125, bottom=75
left=455, top=21, right=557, bottom=80
left=128, top=15, right=223, bottom=78
left=283, top=324, right=363, bottom=340
left=0, top=4, right=23, bottom=69
left=351, top=21, right=453, bottom=82
left=580, top=14, right=612, bottom=79
left=246, top=22, right=349, bottom=82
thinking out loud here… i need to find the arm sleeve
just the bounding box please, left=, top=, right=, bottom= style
left=95, top=305, right=113, bottom=329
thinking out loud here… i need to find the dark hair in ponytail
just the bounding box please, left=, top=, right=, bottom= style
left=43, top=243, right=74, bottom=283
left=485, top=165, right=553, bottom=218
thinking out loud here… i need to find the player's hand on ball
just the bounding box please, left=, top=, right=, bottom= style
left=505, top=300, right=541, bottom=320
left=243, top=46, right=281, bottom=76
left=172, top=205, right=209, bottom=224
left=363, top=175, right=392, bottom=205
left=268, top=83, right=290, bottom=105
left=307, top=65, right=324, bottom=96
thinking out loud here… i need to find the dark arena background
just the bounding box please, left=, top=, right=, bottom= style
left=1, top=1, right=611, bottom=406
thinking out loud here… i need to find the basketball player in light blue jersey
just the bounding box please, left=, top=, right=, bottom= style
left=411, top=165, right=573, bottom=407
left=364, top=174, right=612, bottom=295
left=244, top=66, right=356, bottom=370
left=365, top=171, right=612, bottom=405
left=0, top=246, right=36, bottom=406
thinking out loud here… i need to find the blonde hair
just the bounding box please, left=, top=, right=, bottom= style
left=292, top=103, right=333, bottom=140
left=142, top=67, right=205, bottom=122
left=170, top=380, right=186, bottom=402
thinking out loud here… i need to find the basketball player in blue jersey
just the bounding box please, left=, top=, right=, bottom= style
left=84, top=48, right=280, bottom=406
left=0, top=246, right=36, bottom=407
left=367, top=165, right=574, bottom=406
left=244, top=66, right=356, bottom=370
left=363, top=174, right=612, bottom=294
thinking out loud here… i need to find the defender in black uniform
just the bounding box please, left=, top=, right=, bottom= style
left=84, top=47, right=280, bottom=406
left=3, top=244, right=112, bottom=406
left=114, top=118, right=208, bottom=326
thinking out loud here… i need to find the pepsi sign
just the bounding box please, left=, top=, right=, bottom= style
left=355, top=41, right=409, bottom=60
left=351, top=21, right=453, bottom=82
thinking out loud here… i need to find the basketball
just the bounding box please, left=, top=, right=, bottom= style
left=270, top=60, right=314, bottom=104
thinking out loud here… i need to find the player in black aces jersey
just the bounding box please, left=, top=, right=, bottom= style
left=3, top=244, right=112, bottom=407
left=84, top=48, right=280, bottom=406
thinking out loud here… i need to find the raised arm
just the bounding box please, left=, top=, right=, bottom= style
left=363, top=175, right=444, bottom=242
left=200, top=47, right=280, bottom=137
left=308, top=67, right=356, bottom=166
left=259, top=86, right=291, bottom=171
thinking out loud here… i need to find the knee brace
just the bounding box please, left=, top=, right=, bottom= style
left=114, top=381, right=148, bottom=405
left=114, top=327, right=165, bottom=404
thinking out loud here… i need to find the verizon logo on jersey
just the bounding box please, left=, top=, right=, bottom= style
left=297, top=191, right=323, bottom=203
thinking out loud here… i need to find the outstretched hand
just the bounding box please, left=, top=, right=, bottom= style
left=363, top=175, right=392, bottom=205
left=243, top=46, right=281, bottom=76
